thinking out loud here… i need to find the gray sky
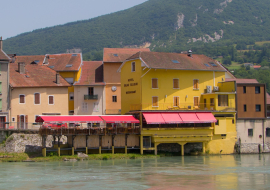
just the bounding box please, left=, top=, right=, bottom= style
left=1, top=0, right=148, bottom=40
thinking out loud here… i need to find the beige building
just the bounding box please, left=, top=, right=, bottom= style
left=0, top=37, right=10, bottom=128
left=74, top=61, right=106, bottom=115
left=9, top=55, right=70, bottom=129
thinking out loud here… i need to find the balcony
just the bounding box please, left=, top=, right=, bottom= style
left=130, top=103, right=236, bottom=112
left=84, top=95, right=98, bottom=100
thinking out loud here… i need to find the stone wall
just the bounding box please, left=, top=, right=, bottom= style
left=0, top=133, right=67, bottom=153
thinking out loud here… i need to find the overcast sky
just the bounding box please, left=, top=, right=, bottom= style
left=1, top=0, right=148, bottom=40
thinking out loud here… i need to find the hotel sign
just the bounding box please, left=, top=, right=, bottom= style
left=124, top=78, right=138, bottom=94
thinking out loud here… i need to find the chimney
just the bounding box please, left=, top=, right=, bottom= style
left=0, top=36, right=2, bottom=50
left=188, top=49, right=192, bottom=57
left=18, top=62, right=25, bottom=74
left=56, top=72, right=60, bottom=84
left=44, top=55, right=49, bottom=65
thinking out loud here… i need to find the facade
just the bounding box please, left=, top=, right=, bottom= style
left=44, top=53, right=83, bottom=115
left=119, top=51, right=237, bottom=155
left=226, top=78, right=267, bottom=153
left=103, top=48, right=150, bottom=115
left=0, top=37, right=10, bottom=128
left=9, top=55, right=70, bottom=129
left=74, top=61, right=106, bottom=115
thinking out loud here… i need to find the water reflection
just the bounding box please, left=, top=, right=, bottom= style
left=0, top=154, right=270, bottom=189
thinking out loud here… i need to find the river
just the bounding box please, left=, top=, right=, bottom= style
left=0, top=154, right=270, bottom=190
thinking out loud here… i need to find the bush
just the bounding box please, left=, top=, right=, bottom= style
left=48, top=152, right=58, bottom=157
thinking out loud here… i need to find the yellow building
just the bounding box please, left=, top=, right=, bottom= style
left=118, top=51, right=237, bottom=155
left=9, top=55, right=70, bottom=129
left=44, top=53, right=82, bottom=115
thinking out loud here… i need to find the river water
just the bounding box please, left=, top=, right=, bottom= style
left=0, top=154, right=270, bottom=190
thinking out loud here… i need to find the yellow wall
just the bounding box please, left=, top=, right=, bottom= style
left=218, top=81, right=236, bottom=92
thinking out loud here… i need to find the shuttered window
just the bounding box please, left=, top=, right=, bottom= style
left=152, top=78, right=158, bottom=88
left=173, top=79, right=179, bottom=89
left=49, top=96, right=54, bottom=105
left=131, top=62, right=136, bottom=72
left=152, top=96, right=158, bottom=107
left=218, top=95, right=228, bottom=106
left=194, top=97, right=199, bottom=107
left=19, top=95, right=25, bottom=104
left=193, top=79, right=199, bottom=89
left=34, top=93, right=40, bottom=104
left=173, top=96, right=179, bottom=107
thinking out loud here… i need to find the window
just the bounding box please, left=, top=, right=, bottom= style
left=215, top=120, right=219, bottom=126
left=65, top=78, right=74, bottom=85
left=194, top=97, right=199, bottom=107
left=256, top=104, right=261, bottom=112
left=173, top=79, right=179, bottom=89
left=255, top=86, right=260, bottom=94
left=218, top=95, right=228, bottom=106
left=248, top=129, right=253, bottom=137
left=12, top=117, right=15, bottom=122
left=19, top=95, right=25, bottom=104
left=112, top=95, right=117, bottom=102
left=131, top=62, right=135, bottom=72
left=143, top=136, right=151, bottom=148
left=152, top=78, right=158, bottom=89
left=244, top=104, right=247, bottom=112
left=34, top=93, right=40, bottom=104
left=88, top=87, right=94, bottom=95
left=93, top=103, right=99, bottom=112
left=152, top=96, right=158, bottom=107
left=69, top=92, right=74, bottom=100
left=266, top=128, right=270, bottom=137
left=243, top=86, right=246, bottom=93
left=173, top=96, right=179, bottom=107
left=48, top=96, right=54, bottom=105
left=82, top=102, right=88, bottom=112
left=210, top=98, right=215, bottom=106
left=193, top=79, right=199, bottom=90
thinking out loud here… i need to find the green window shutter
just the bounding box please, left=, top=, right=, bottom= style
left=0, top=99, right=2, bottom=110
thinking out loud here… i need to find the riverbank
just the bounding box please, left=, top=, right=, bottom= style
left=0, top=152, right=159, bottom=162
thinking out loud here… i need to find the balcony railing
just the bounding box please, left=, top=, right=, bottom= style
left=84, top=95, right=98, bottom=100
left=130, top=103, right=236, bottom=112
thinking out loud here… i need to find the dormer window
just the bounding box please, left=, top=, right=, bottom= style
left=72, top=54, right=77, bottom=56
left=113, top=54, right=118, bottom=57
left=66, top=64, right=73, bottom=68
left=172, top=60, right=180, bottom=63
left=209, top=62, right=217, bottom=67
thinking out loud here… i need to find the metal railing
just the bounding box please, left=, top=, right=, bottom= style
left=130, top=103, right=235, bottom=112
left=0, top=122, right=42, bottom=130
left=84, top=95, right=98, bottom=100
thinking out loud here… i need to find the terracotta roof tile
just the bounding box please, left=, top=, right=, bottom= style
left=0, top=49, right=10, bottom=61
left=45, top=53, right=82, bottom=71
left=74, top=61, right=105, bottom=86
left=226, top=78, right=259, bottom=84
left=127, top=52, right=226, bottom=71
left=103, top=48, right=150, bottom=62
left=10, top=55, right=70, bottom=88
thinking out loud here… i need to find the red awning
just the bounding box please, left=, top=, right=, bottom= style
left=196, top=113, right=217, bottom=123
left=178, top=113, right=200, bottom=123
left=161, top=113, right=183, bottom=124
left=101, top=115, right=139, bottom=123
left=36, top=116, right=103, bottom=123
left=143, top=113, right=165, bottom=124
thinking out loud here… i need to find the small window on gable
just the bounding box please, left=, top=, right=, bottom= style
left=34, top=93, right=40, bottom=105
left=173, top=79, right=179, bottom=89
left=152, top=78, right=158, bottom=89
left=19, top=95, right=25, bottom=104
left=131, top=62, right=136, bottom=72
left=48, top=96, right=54, bottom=105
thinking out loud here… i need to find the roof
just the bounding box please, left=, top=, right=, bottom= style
left=74, top=61, right=105, bottom=86
left=226, top=78, right=259, bottom=84
left=9, top=55, right=70, bottom=88
left=125, top=52, right=227, bottom=72
left=0, top=49, right=10, bottom=61
left=45, top=53, right=82, bottom=71
left=103, top=48, right=150, bottom=63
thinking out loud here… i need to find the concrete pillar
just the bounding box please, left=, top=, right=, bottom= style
left=86, top=147, right=88, bottom=154
left=72, top=147, right=74, bottom=156
left=99, top=146, right=101, bottom=154
left=181, top=144, right=184, bottom=156
left=112, top=146, right=114, bottom=154
left=202, top=142, right=206, bottom=154
left=42, top=148, right=46, bottom=157
left=58, top=147, right=61, bottom=157
left=140, top=135, right=143, bottom=155
left=124, top=146, right=127, bottom=154
left=154, top=143, right=160, bottom=155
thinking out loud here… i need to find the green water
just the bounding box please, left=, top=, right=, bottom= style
left=0, top=154, right=270, bottom=190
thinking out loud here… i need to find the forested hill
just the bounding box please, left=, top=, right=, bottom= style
left=3, top=0, right=270, bottom=57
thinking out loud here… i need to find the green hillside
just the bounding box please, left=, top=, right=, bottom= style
left=3, top=0, right=270, bottom=57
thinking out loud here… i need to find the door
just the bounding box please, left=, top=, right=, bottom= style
left=0, top=116, right=5, bottom=129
